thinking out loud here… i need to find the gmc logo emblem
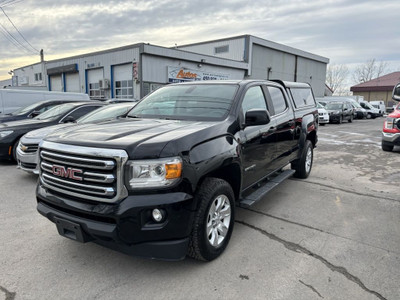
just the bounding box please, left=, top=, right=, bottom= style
left=52, top=164, right=83, bottom=181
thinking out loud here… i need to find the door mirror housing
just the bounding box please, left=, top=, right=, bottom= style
left=392, top=83, right=400, bottom=101
left=245, top=109, right=271, bottom=127
left=62, top=115, right=76, bottom=123
left=29, top=110, right=41, bottom=118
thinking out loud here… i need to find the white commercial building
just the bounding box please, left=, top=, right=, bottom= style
left=11, top=35, right=329, bottom=98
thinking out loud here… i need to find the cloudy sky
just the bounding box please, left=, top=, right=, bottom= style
left=0, top=0, right=399, bottom=83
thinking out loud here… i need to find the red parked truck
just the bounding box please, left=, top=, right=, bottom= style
left=381, top=83, right=400, bottom=151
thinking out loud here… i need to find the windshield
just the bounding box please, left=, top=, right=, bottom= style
left=351, top=101, right=361, bottom=108
left=34, top=103, right=75, bottom=120
left=325, top=102, right=343, bottom=110
left=317, top=102, right=324, bottom=108
left=11, top=101, right=46, bottom=116
left=127, top=84, right=238, bottom=121
left=77, top=104, right=133, bottom=123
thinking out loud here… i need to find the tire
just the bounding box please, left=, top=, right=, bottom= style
left=338, top=116, right=343, bottom=124
left=367, top=113, right=372, bottom=119
left=381, top=142, right=394, bottom=152
left=12, top=139, right=19, bottom=162
left=188, top=177, right=235, bottom=261
left=291, top=140, right=313, bottom=179
left=348, top=115, right=353, bottom=123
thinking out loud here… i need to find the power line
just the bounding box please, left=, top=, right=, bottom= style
left=0, top=23, right=32, bottom=54
left=0, top=0, right=23, bottom=8
left=0, top=7, right=39, bottom=52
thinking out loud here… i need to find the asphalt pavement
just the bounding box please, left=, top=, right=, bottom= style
left=0, top=117, right=399, bottom=300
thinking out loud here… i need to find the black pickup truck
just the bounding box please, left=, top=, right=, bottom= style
left=36, top=80, right=318, bottom=261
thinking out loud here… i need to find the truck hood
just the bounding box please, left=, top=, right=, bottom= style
left=388, top=109, right=400, bottom=118
left=44, top=118, right=225, bottom=159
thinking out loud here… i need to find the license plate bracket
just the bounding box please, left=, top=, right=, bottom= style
left=54, top=216, right=90, bottom=243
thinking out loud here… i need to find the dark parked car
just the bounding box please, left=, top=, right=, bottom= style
left=0, top=99, right=85, bottom=123
left=0, top=101, right=103, bottom=161
left=325, top=101, right=354, bottom=123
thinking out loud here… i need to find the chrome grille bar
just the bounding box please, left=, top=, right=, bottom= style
left=41, top=150, right=115, bottom=170
left=42, top=173, right=115, bottom=196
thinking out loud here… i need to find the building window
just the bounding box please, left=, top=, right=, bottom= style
left=115, top=80, right=133, bottom=98
left=34, top=73, right=42, bottom=81
left=89, top=82, right=105, bottom=99
left=214, top=45, right=229, bottom=54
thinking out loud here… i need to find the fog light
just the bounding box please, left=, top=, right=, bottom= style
left=152, top=208, right=164, bottom=222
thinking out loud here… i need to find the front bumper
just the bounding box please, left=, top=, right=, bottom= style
left=382, top=132, right=400, bottom=145
left=329, top=114, right=341, bottom=123
left=318, top=115, right=329, bottom=124
left=16, top=142, right=39, bottom=174
left=36, top=183, right=195, bottom=260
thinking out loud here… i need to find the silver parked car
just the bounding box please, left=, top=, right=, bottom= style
left=17, top=103, right=135, bottom=174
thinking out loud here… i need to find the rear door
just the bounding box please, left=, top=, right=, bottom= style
left=264, top=84, right=297, bottom=169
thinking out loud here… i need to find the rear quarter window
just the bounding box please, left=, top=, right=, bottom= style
left=289, top=88, right=316, bottom=108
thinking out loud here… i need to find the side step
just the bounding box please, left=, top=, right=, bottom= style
left=239, top=169, right=295, bottom=208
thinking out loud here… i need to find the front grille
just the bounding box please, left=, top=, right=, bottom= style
left=20, top=143, right=39, bottom=153
left=39, top=141, right=128, bottom=203
left=395, top=118, right=400, bottom=131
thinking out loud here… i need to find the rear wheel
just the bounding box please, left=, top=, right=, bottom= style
left=348, top=115, right=353, bottom=123
left=338, top=116, right=343, bottom=124
left=188, top=178, right=235, bottom=261
left=291, top=140, right=313, bottom=179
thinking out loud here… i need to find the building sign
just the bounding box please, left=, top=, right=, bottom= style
left=132, top=62, right=138, bottom=80
left=167, top=66, right=229, bottom=83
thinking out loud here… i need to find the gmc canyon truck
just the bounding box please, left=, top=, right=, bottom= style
left=36, top=80, right=318, bottom=261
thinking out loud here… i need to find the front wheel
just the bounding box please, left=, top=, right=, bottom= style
left=12, top=139, right=20, bottom=162
left=381, top=142, right=394, bottom=152
left=188, top=178, right=235, bottom=261
left=291, top=140, right=313, bottom=179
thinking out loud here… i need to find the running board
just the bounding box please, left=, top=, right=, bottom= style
left=239, top=169, right=296, bottom=208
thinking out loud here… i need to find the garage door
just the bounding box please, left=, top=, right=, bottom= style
left=87, top=68, right=104, bottom=99
left=65, top=73, right=80, bottom=93
left=50, top=75, right=62, bottom=92
left=113, top=64, right=133, bottom=99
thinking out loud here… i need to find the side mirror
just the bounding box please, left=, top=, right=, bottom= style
left=245, top=109, right=271, bottom=127
left=29, top=110, right=41, bottom=118
left=62, top=115, right=76, bottom=123
left=392, top=83, right=400, bottom=101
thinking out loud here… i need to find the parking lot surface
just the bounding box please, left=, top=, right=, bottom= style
left=0, top=118, right=399, bottom=300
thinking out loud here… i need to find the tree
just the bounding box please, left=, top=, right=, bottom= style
left=326, top=64, right=349, bottom=95
left=352, top=59, right=389, bottom=84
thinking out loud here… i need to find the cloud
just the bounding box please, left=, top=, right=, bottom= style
left=1, top=0, right=400, bottom=81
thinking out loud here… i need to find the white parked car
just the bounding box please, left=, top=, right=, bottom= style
left=17, top=103, right=135, bottom=174
left=317, top=102, right=329, bottom=125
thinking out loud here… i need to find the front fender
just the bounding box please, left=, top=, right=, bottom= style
left=187, top=135, right=239, bottom=190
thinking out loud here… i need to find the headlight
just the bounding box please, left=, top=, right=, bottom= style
left=126, top=157, right=182, bottom=189
left=0, top=130, right=13, bottom=139
left=384, top=117, right=394, bottom=129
